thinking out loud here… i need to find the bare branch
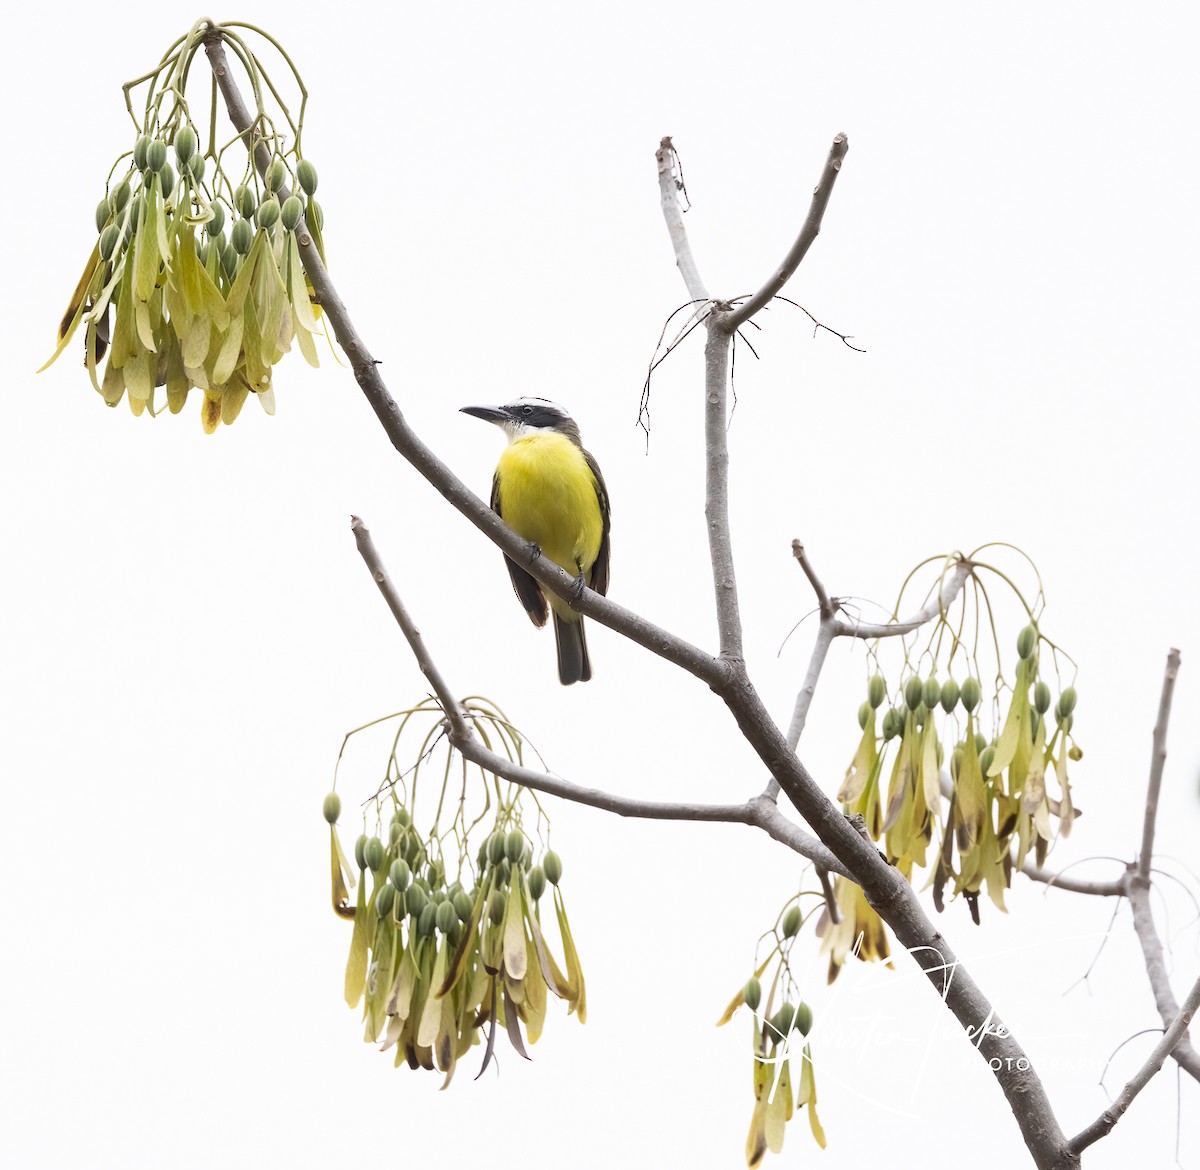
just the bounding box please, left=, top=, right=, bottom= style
left=1022, top=863, right=1125, bottom=898
left=833, top=557, right=973, bottom=639
left=655, top=136, right=710, bottom=304
left=723, top=134, right=850, bottom=333
left=1138, top=648, right=1181, bottom=882
left=1067, top=970, right=1200, bottom=1155
left=791, top=539, right=833, bottom=619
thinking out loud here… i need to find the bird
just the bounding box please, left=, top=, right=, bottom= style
left=460, top=397, right=610, bottom=685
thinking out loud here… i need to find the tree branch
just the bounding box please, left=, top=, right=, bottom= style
left=832, top=557, right=973, bottom=639
left=1066, top=969, right=1200, bottom=1155
left=655, top=136, right=710, bottom=305
left=723, top=134, right=849, bottom=333
left=1137, top=648, right=1181, bottom=882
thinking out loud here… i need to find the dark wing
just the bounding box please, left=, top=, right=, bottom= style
left=583, top=446, right=611, bottom=597
left=492, top=469, right=548, bottom=628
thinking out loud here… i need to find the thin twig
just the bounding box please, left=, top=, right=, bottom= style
left=1138, top=648, right=1181, bottom=882
left=1066, top=971, right=1200, bottom=1154
left=655, top=136, right=710, bottom=305
left=833, top=558, right=973, bottom=639
left=723, top=134, right=849, bottom=333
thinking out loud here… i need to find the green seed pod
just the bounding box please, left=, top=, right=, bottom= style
left=960, top=677, right=982, bottom=713
left=364, top=836, right=385, bottom=872
left=146, top=140, right=168, bottom=173
left=794, top=1001, right=813, bottom=1036
left=187, top=153, right=205, bottom=181
left=488, top=888, right=506, bottom=925
left=769, top=1003, right=796, bottom=1041
left=1033, top=681, right=1051, bottom=714
left=743, top=977, right=762, bottom=1012
left=394, top=807, right=412, bottom=829
left=979, top=745, right=996, bottom=776
left=1062, top=713, right=1074, bottom=733
left=354, top=833, right=368, bottom=871
left=781, top=905, right=802, bottom=939
left=98, top=224, right=121, bottom=261
left=389, top=858, right=411, bottom=891
left=1057, top=687, right=1078, bottom=719
left=904, top=677, right=924, bottom=711
left=427, top=861, right=445, bottom=890
left=389, top=821, right=405, bottom=846
left=256, top=196, right=281, bottom=230
left=375, top=883, right=395, bottom=919
left=159, top=162, right=176, bottom=192
left=487, top=832, right=507, bottom=866
left=109, top=179, right=132, bottom=215
left=406, top=883, right=429, bottom=919
left=922, top=677, right=941, bottom=710
left=429, top=887, right=446, bottom=905
left=403, top=836, right=423, bottom=868
left=220, top=245, right=238, bottom=280
left=497, top=858, right=512, bottom=886
left=281, top=195, right=304, bottom=232
left=205, top=202, right=225, bottom=237
left=941, top=678, right=960, bottom=713
left=308, top=199, right=325, bottom=230
left=974, top=731, right=987, bottom=754
left=133, top=135, right=151, bottom=171
left=174, top=125, right=197, bottom=163
left=505, top=830, right=524, bottom=864
left=1017, top=624, right=1038, bottom=660
left=96, top=197, right=114, bottom=233
left=322, top=792, right=341, bottom=824
left=435, top=899, right=458, bottom=935
left=543, top=850, right=563, bottom=885
left=868, top=674, right=887, bottom=709
left=453, top=890, right=474, bottom=921
left=233, top=184, right=255, bottom=219
left=417, top=902, right=437, bottom=938
left=528, top=866, right=546, bottom=901
left=950, top=744, right=963, bottom=780
left=857, top=701, right=872, bottom=730
left=265, top=159, right=286, bottom=192
left=1030, top=711, right=1042, bottom=739
left=231, top=219, right=254, bottom=255
left=881, top=708, right=899, bottom=741
left=297, top=158, right=319, bottom=195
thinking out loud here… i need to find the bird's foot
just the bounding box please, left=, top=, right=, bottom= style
left=570, top=571, right=588, bottom=606
left=526, top=541, right=542, bottom=566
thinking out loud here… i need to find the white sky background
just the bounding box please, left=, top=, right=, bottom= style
left=4, top=2, right=1199, bottom=1167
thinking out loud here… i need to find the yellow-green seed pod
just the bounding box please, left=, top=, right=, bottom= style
left=868, top=674, right=887, bottom=709
left=417, top=902, right=437, bottom=938
left=256, top=196, right=281, bottom=230
left=234, top=185, right=256, bottom=219
left=95, top=198, right=111, bottom=233
left=904, top=677, right=924, bottom=711
left=857, top=701, right=872, bottom=730
left=505, top=829, right=524, bottom=864
left=1017, top=624, right=1037, bottom=660
left=743, top=977, right=762, bottom=1012
left=375, top=883, right=395, bottom=919
left=146, top=140, right=167, bottom=173
left=406, top=883, right=428, bottom=919
left=497, top=858, right=512, bottom=886
left=353, top=833, right=368, bottom=871
left=281, top=195, right=304, bottom=232
left=941, top=678, right=960, bottom=713
left=220, top=245, right=238, bottom=280
left=922, top=677, right=941, bottom=710
left=453, top=890, right=474, bottom=921
left=435, top=900, right=458, bottom=935
left=265, top=159, right=286, bottom=192
left=881, top=708, right=900, bottom=741
left=1057, top=687, right=1077, bottom=719
left=1069, top=743, right=1083, bottom=761
left=307, top=199, right=325, bottom=230
left=769, top=1003, right=796, bottom=1041
left=427, top=860, right=445, bottom=889
left=950, top=744, right=964, bottom=780
left=187, top=153, right=205, bottom=181
left=174, top=125, right=197, bottom=164
left=109, top=180, right=131, bottom=215
left=159, top=162, right=176, bottom=192
left=794, top=1002, right=813, bottom=1035
left=1034, top=681, right=1051, bottom=714
left=388, top=821, right=405, bottom=846
left=488, top=888, right=506, bottom=925
left=979, top=745, right=995, bottom=776
left=487, top=832, right=507, bottom=866
left=974, top=731, right=987, bottom=754
left=231, top=219, right=253, bottom=255
left=1030, top=711, right=1041, bottom=739
left=133, top=135, right=152, bottom=170
left=322, top=792, right=341, bottom=824
left=389, top=858, right=411, bottom=891
left=297, top=158, right=318, bottom=195
left=205, top=203, right=225, bottom=237
left=960, top=677, right=982, bottom=713
left=98, top=224, right=121, bottom=261
left=543, top=850, right=563, bottom=885
left=394, top=807, right=412, bottom=829
left=364, top=836, right=385, bottom=872
left=781, top=905, right=802, bottom=939
left=528, top=865, right=546, bottom=901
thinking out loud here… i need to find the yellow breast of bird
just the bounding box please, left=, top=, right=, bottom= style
left=496, top=432, right=603, bottom=581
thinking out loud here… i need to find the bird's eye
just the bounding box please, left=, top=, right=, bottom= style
left=521, top=405, right=533, bottom=416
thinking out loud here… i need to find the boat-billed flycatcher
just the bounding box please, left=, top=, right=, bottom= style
left=461, top=398, right=610, bottom=685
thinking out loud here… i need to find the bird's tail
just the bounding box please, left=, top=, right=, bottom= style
left=553, top=613, right=591, bottom=685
